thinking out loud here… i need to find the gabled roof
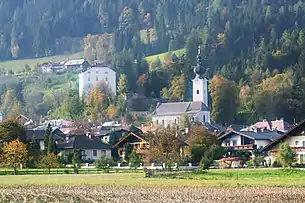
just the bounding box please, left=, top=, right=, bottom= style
left=261, top=119, right=305, bottom=152
left=58, top=134, right=112, bottom=150
left=218, top=130, right=282, bottom=141
left=26, top=129, right=65, bottom=141
left=113, top=132, right=147, bottom=148
left=64, top=59, right=86, bottom=66
left=153, top=101, right=209, bottom=116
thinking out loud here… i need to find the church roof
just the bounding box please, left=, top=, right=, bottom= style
left=152, top=101, right=209, bottom=116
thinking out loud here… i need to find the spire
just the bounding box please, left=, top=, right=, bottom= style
left=194, top=45, right=202, bottom=78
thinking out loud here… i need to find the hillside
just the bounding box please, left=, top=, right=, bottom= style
left=0, top=52, right=83, bottom=72
left=2, top=0, right=305, bottom=124
left=145, top=49, right=185, bottom=63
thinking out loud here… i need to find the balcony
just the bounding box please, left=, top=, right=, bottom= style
left=224, top=144, right=256, bottom=151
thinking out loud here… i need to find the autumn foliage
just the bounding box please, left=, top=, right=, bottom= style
left=2, top=139, right=28, bottom=174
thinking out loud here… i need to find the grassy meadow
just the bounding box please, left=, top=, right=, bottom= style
left=0, top=52, right=83, bottom=72
left=0, top=169, right=305, bottom=187
left=145, top=48, right=185, bottom=63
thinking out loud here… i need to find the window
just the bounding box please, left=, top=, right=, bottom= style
left=162, top=120, right=164, bottom=125
left=105, top=77, right=108, bottom=82
left=105, top=71, right=108, bottom=74
left=225, top=141, right=230, bottom=146
left=96, top=76, right=99, bottom=81
left=101, top=150, right=106, bottom=157
left=156, top=120, right=159, bottom=125
left=88, top=77, right=90, bottom=82
left=303, top=141, right=305, bottom=147
left=96, top=71, right=98, bottom=74
left=93, top=150, right=97, bottom=157
left=233, top=140, right=237, bottom=146
left=203, top=115, right=206, bottom=122
left=295, top=141, right=299, bottom=146
left=174, top=119, right=177, bottom=124
left=196, top=90, right=199, bottom=94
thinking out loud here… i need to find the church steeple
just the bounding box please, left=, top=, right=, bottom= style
left=194, top=45, right=202, bottom=78
left=192, top=45, right=209, bottom=107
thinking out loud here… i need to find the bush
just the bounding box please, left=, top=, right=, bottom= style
left=94, top=156, right=114, bottom=170
left=278, top=142, right=295, bottom=167
left=272, top=160, right=282, bottom=168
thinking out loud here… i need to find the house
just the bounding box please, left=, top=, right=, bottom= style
left=16, top=114, right=33, bottom=126
left=64, top=59, right=90, bottom=70
left=40, top=62, right=65, bottom=73
left=113, top=132, right=150, bottom=161
left=26, top=128, right=66, bottom=150
left=152, top=46, right=210, bottom=126
left=78, top=66, right=116, bottom=98
left=113, top=128, right=189, bottom=162
left=261, top=120, right=305, bottom=164
left=57, top=133, right=112, bottom=162
left=241, top=118, right=292, bottom=133
left=218, top=130, right=282, bottom=156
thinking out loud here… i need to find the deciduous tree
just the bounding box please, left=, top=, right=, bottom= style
left=0, top=119, right=26, bottom=143
left=2, top=139, right=28, bottom=175
left=278, top=142, right=295, bottom=168
left=147, top=127, right=182, bottom=168
left=209, top=75, right=238, bottom=125
left=39, top=153, right=60, bottom=173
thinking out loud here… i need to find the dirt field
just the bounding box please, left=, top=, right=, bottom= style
left=0, top=186, right=304, bottom=203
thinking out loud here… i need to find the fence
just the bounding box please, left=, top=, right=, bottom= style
left=0, top=163, right=200, bottom=176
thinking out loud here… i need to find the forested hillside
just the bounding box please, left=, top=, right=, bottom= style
left=2, top=0, right=305, bottom=125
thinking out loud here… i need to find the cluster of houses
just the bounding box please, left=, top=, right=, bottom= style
left=15, top=112, right=305, bottom=168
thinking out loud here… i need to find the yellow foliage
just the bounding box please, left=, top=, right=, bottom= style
left=106, top=105, right=119, bottom=119
left=2, top=139, right=28, bottom=172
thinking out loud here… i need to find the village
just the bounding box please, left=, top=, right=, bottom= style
left=0, top=47, right=303, bottom=173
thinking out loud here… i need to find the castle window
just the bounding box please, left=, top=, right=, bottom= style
left=196, top=90, right=199, bottom=94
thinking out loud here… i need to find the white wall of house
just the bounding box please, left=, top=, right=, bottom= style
left=83, top=149, right=111, bottom=160
left=255, top=140, right=271, bottom=149
left=221, top=135, right=242, bottom=147
left=284, top=135, right=305, bottom=147
left=79, top=67, right=116, bottom=98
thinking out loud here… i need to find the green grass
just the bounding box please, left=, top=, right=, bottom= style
left=145, top=48, right=185, bottom=63
left=0, top=52, right=84, bottom=72
left=1, top=169, right=305, bottom=187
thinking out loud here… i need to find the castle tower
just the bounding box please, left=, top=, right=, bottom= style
left=192, top=46, right=209, bottom=107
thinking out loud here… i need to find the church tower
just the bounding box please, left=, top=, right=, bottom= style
left=192, top=46, right=209, bottom=107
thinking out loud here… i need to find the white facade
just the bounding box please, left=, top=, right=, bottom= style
left=79, top=66, right=116, bottom=98
left=152, top=111, right=210, bottom=127
left=192, top=77, right=209, bottom=107
left=83, top=149, right=111, bottom=160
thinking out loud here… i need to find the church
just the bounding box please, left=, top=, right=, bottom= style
left=152, top=46, right=211, bottom=126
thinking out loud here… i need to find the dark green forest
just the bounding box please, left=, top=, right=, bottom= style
left=2, top=0, right=305, bottom=125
